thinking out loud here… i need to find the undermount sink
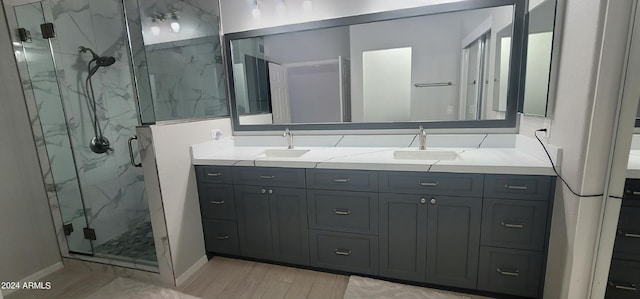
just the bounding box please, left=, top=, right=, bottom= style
left=261, top=149, right=310, bottom=158
left=393, top=149, right=459, bottom=161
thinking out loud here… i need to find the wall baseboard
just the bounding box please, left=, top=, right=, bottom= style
left=175, top=255, right=208, bottom=287
left=1, top=262, right=63, bottom=296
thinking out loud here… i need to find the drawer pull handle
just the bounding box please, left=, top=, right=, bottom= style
left=215, top=235, right=229, bottom=240
left=625, top=189, right=640, bottom=195
left=210, top=200, right=225, bottom=205
left=618, top=230, right=640, bottom=238
left=420, top=182, right=438, bottom=187
left=333, top=178, right=351, bottom=183
left=333, top=209, right=351, bottom=216
left=335, top=249, right=352, bottom=256
left=496, top=268, right=520, bottom=277
left=609, top=281, right=637, bottom=291
left=260, top=175, right=275, bottom=179
left=504, top=184, right=528, bottom=190
left=207, top=172, right=222, bottom=177
left=501, top=221, right=525, bottom=229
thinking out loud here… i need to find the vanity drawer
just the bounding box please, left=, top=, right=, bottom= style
left=606, top=259, right=640, bottom=299
left=197, top=184, right=236, bottom=220
left=309, top=230, right=378, bottom=275
left=306, top=169, right=378, bottom=192
left=379, top=171, right=483, bottom=197
left=307, top=190, right=378, bottom=234
left=477, top=247, right=543, bottom=298
left=232, top=167, right=305, bottom=188
left=484, top=175, right=552, bottom=201
left=623, top=179, right=640, bottom=203
left=203, top=219, right=239, bottom=255
left=481, top=199, right=548, bottom=251
left=195, top=165, right=232, bottom=184
left=613, top=205, right=640, bottom=261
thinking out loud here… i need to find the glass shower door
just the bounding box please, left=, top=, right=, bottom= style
left=11, top=1, right=92, bottom=255
left=7, top=0, right=157, bottom=268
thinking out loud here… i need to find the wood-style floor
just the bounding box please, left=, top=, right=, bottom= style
left=7, top=256, right=491, bottom=299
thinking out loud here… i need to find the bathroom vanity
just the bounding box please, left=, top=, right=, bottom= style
left=192, top=137, right=557, bottom=298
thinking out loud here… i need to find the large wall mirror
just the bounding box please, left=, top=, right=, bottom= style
left=223, top=0, right=554, bottom=131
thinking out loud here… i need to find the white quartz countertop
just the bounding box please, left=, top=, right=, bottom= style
left=191, top=134, right=560, bottom=176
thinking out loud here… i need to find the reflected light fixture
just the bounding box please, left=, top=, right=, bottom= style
left=151, top=18, right=160, bottom=35
left=252, top=0, right=261, bottom=19
left=302, top=0, right=313, bottom=12
left=170, top=12, right=180, bottom=32
left=276, top=0, right=287, bottom=15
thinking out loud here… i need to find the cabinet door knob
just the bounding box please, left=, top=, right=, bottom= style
left=261, top=188, right=267, bottom=194
left=430, top=198, right=437, bottom=205
left=268, top=189, right=274, bottom=194
left=420, top=198, right=426, bottom=204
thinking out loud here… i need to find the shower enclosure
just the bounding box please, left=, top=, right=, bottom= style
left=4, top=0, right=157, bottom=269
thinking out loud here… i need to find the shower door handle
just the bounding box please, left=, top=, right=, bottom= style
left=128, top=136, right=142, bottom=168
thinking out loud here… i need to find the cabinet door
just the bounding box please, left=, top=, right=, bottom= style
left=379, top=194, right=427, bottom=282
left=426, top=196, right=481, bottom=289
left=235, top=185, right=272, bottom=260
left=269, top=187, right=310, bottom=266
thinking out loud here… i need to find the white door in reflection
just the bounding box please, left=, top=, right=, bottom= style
left=268, top=62, right=291, bottom=124
left=362, top=47, right=412, bottom=122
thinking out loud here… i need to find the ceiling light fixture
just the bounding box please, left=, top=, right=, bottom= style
left=302, top=0, right=313, bottom=12
left=252, top=0, right=261, bottom=19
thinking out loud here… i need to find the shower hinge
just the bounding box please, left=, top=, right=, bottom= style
left=63, top=223, right=74, bottom=236
left=40, top=23, right=55, bottom=39
left=83, top=228, right=97, bottom=240
left=17, top=28, right=32, bottom=43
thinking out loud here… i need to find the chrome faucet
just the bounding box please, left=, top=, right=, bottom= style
left=418, top=125, right=427, bottom=150
left=283, top=128, right=294, bottom=149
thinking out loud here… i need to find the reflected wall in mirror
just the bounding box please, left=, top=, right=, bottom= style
left=521, top=0, right=557, bottom=116
left=229, top=4, right=524, bottom=126
left=124, top=0, right=229, bottom=123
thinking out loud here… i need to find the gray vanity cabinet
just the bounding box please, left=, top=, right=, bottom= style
left=426, top=196, right=481, bottom=289
left=196, top=166, right=555, bottom=299
left=196, top=166, right=239, bottom=255
left=234, top=185, right=310, bottom=266
left=379, top=194, right=427, bottom=282
left=379, top=172, right=483, bottom=289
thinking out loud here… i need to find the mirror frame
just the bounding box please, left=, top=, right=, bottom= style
left=223, top=0, right=527, bottom=132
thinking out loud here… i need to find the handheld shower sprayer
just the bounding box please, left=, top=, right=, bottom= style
left=79, top=46, right=116, bottom=154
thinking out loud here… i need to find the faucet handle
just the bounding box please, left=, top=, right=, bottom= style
left=283, top=128, right=291, bottom=137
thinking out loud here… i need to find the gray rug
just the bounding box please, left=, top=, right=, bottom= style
left=344, top=276, right=473, bottom=299
left=85, top=277, right=200, bottom=299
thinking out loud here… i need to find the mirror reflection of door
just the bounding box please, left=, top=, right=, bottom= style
left=362, top=47, right=413, bottom=122
left=268, top=62, right=291, bottom=124
left=462, top=31, right=491, bottom=120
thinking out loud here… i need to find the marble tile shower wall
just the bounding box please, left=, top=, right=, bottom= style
left=146, top=37, right=228, bottom=121
left=44, top=0, right=150, bottom=248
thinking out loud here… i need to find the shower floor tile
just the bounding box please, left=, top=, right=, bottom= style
left=94, top=221, right=157, bottom=263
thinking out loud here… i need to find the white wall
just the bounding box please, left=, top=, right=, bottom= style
left=519, top=1, right=634, bottom=298
left=263, top=26, right=350, bottom=64
left=349, top=13, right=462, bottom=122
left=219, top=0, right=465, bottom=34
left=0, top=3, right=61, bottom=285
left=148, top=114, right=269, bottom=282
